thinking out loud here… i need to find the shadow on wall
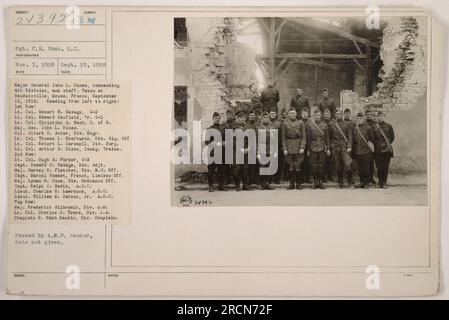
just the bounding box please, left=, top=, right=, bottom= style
left=388, top=93, right=427, bottom=175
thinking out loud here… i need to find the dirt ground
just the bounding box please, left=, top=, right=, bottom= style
left=173, top=174, right=428, bottom=207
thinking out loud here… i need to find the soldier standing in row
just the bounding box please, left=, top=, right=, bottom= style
left=290, top=88, right=310, bottom=115
left=269, top=107, right=283, bottom=184
left=352, top=112, right=375, bottom=189
left=343, top=108, right=356, bottom=185
left=282, top=108, right=306, bottom=190
left=318, top=88, right=336, bottom=118
left=232, top=110, right=248, bottom=191
left=280, top=108, right=288, bottom=123
left=222, top=109, right=236, bottom=186
left=257, top=112, right=276, bottom=190
left=323, top=108, right=334, bottom=182
left=300, top=108, right=311, bottom=184
left=307, top=109, right=331, bottom=189
left=329, top=109, right=353, bottom=189
left=260, top=79, right=280, bottom=113
left=205, top=112, right=226, bottom=192
left=245, top=109, right=259, bottom=187
left=373, top=111, right=395, bottom=188
left=365, top=109, right=377, bottom=185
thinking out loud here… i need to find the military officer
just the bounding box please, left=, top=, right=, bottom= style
left=365, top=109, right=377, bottom=185
left=306, top=109, right=331, bottom=189
left=257, top=112, right=276, bottom=190
left=244, top=109, right=259, bottom=187
left=269, top=107, right=283, bottom=184
left=343, top=108, right=356, bottom=185
left=329, top=109, right=353, bottom=188
left=250, top=92, right=263, bottom=112
left=281, top=108, right=306, bottom=190
left=323, top=108, right=334, bottom=182
left=317, top=88, right=336, bottom=118
left=372, top=111, right=395, bottom=188
left=290, top=88, right=310, bottom=115
left=222, top=109, right=236, bottom=186
left=231, top=110, right=248, bottom=191
left=260, top=78, right=280, bottom=112
left=300, top=108, right=311, bottom=184
left=352, top=112, right=375, bottom=189
left=205, top=112, right=225, bottom=192
left=280, top=107, right=288, bottom=123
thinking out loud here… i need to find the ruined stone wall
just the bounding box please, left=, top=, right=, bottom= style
left=377, top=16, right=427, bottom=111
left=373, top=16, right=428, bottom=175
left=187, top=18, right=231, bottom=129
left=185, top=17, right=259, bottom=129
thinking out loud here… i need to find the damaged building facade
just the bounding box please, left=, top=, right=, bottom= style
left=174, top=16, right=428, bottom=176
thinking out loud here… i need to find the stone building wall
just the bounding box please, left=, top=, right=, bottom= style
left=377, top=16, right=427, bottom=111
left=187, top=17, right=232, bottom=129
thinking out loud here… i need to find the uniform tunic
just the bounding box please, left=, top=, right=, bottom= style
left=306, top=120, right=330, bottom=175
left=281, top=119, right=306, bottom=171
left=373, top=121, right=395, bottom=185
left=329, top=119, right=353, bottom=172
left=260, top=86, right=280, bottom=112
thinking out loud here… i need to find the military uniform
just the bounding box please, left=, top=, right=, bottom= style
left=290, top=95, right=310, bottom=115
left=231, top=120, right=248, bottom=191
left=257, top=121, right=276, bottom=190
left=373, top=120, right=395, bottom=188
left=244, top=119, right=260, bottom=187
left=307, top=120, right=330, bottom=189
left=251, top=93, right=263, bottom=112
left=329, top=118, right=353, bottom=188
left=281, top=118, right=306, bottom=189
left=205, top=122, right=226, bottom=191
left=300, top=118, right=311, bottom=184
left=260, top=86, right=280, bottom=112
left=323, top=118, right=334, bottom=182
left=352, top=122, right=375, bottom=188
left=366, top=118, right=377, bottom=184
left=269, top=117, right=283, bottom=184
left=318, top=97, right=336, bottom=118
left=222, top=117, right=236, bottom=185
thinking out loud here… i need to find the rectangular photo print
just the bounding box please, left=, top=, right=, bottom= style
left=172, top=16, right=428, bottom=207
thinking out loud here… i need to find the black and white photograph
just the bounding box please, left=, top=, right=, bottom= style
left=172, top=15, right=429, bottom=207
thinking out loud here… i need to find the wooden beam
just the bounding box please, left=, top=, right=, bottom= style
left=279, top=60, right=293, bottom=78
left=353, top=58, right=365, bottom=72
left=275, top=19, right=287, bottom=37
left=275, top=58, right=288, bottom=73
left=259, top=56, right=342, bottom=71
left=268, top=18, right=276, bottom=80
left=296, top=58, right=341, bottom=71
left=365, top=45, right=373, bottom=96
left=257, top=53, right=366, bottom=59
left=372, top=52, right=380, bottom=65
left=274, top=20, right=286, bottom=53
left=352, top=40, right=364, bottom=55
left=285, top=20, right=321, bottom=40
left=284, top=17, right=381, bottom=49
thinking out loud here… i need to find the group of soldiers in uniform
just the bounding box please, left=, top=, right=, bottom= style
left=205, top=84, right=395, bottom=192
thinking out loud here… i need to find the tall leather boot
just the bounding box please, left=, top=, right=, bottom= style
left=312, top=175, right=317, bottom=190
left=338, top=171, right=344, bottom=189
left=347, top=171, right=354, bottom=185
left=295, top=171, right=302, bottom=190
left=235, top=176, right=241, bottom=192
left=288, top=171, right=295, bottom=190
left=319, top=174, right=326, bottom=189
